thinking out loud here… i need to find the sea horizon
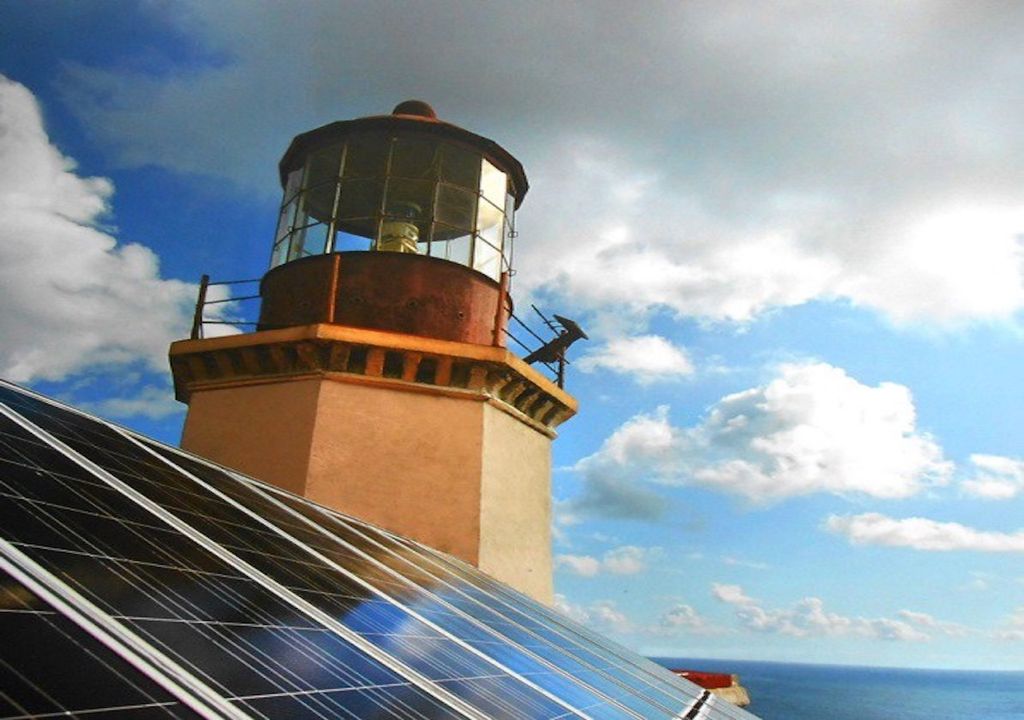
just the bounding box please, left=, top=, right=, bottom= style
left=652, top=657, right=1024, bottom=719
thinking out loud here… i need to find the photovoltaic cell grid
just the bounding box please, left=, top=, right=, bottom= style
left=0, top=381, right=760, bottom=720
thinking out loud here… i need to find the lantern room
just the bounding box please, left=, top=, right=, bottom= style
left=258, top=100, right=528, bottom=345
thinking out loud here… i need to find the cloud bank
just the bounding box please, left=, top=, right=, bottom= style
left=567, top=361, right=950, bottom=515
left=0, top=76, right=197, bottom=382
left=712, top=583, right=934, bottom=642
left=826, top=513, right=1024, bottom=553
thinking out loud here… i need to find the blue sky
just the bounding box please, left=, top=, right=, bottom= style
left=2, top=1, right=1023, bottom=671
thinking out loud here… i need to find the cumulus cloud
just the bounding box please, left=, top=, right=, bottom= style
left=566, top=361, right=950, bottom=514
left=62, top=2, right=1024, bottom=327
left=555, top=545, right=657, bottom=577
left=961, top=454, right=1024, bottom=500
left=712, top=583, right=931, bottom=642
left=577, top=335, right=695, bottom=384
left=0, top=76, right=199, bottom=382
left=996, top=607, right=1024, bottom=641
left=897, top=610, right=970, bottom=638
left=553, top=595, right=633, bottom=635
left=79, top=383, right=183, bottom=420
left=654, top=604, right=710, bottom=635
left=554, top=554, right=601, bottom=577
left=826, top=513, right=1024, bottom=552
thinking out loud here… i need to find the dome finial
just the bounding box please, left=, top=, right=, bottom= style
left=392, top=100, right=436, bottom=119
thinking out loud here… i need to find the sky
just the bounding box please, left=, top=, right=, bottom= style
left=1, top=0, right=1023, bottom=671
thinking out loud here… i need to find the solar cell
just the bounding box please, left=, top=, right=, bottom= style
left=0, top=381, right=760, bottom=720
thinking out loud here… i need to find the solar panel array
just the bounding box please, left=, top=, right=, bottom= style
left=0, top=380, right=760, bottom=720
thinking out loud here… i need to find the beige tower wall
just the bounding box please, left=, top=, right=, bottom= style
left=478, top=403, right=554, bottom=604
left=178, top=372, right=557, bottom=602
left=304, top=379, right=485, bottom=564
left=179, top=379, right=320, bottom=497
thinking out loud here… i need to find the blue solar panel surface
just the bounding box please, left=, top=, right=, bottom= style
left=0, top=381, right=760, bottom=720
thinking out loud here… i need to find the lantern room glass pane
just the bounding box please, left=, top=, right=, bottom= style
left=282, top=168, right=303, bottom=205
left=473, top=235, right=501, bottom=280
left=391, top=137, right=441, bottom=179
left=384, top=178, right=434, bottom=221
left=305, top=144, right=343, bottom=189
left=436, top=185, right=476, bottom=235
left=476, top=197, right=503, bottom=237
left=288, top=222, right=329, bottom=261
left=442, top=143, right=480, bottom=188
left=342, top=134, right=390, bottom=178
left=480, top=158, right=507, bottom=207
left=274, top=197, right=298, bottom=243
left=303, top=182, right=338, bottom=225
left=336, top=179, right=385, bottom=238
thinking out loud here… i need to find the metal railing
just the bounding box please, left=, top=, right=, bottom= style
left=189, top=275, right=263, bottom=340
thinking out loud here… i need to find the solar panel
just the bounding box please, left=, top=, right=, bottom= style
left=0, top=381, right=761, bottom=720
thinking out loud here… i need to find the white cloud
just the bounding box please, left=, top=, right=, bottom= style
left=577, top=335, right=695, bottom=384
left=655, top=604, right=709, bottom=634
left=961, top=454, right=1024, bottom=500
left=996, top=607, right=1024, bottom=641
left=826, top=513, right=1024, bottom=553
left=0, top=76, right=199, bottom=382
left=79, top=384, right=184, bottom=420
left=898, top=610, right=970, bottom=638
left=721, top=556, right=770, bottom=571
left=555, top=545, right=656, bottom=577
left=567, top=361, right=951, bottom=513
left=712, top=583, right=930, bottom=642
left=555, top=554, right=601, bottom=577
left=553, top=595, right=633, bottom=635
left=601, top=545, right=654, bottom=575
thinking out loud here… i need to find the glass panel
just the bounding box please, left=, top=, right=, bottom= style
left=282, top=168, right=303, bottom=205
left=304, top=144, right=343, bottom=189
left=480, top=158, right=507, bottom=207
left=336, top=179, right=385, bottom=240
left=342, top=135, right=390, bottom=179
left=442, top=143, right=480, bottom=189
left=391, top=137, right=441, bottom=179
left=275, top=197, right=299, bottom=243
left=271, top=238, right=290, bottom=267
left=302, top=183, right=339, bottom=226
left=431, top=226, right=471, bottom=265
left=505, top=192, right=516, bottom=220
left=435, top=185, right=476, bottom=235
left=475, top=197, right=503, bottom=238
left=473, top=235, right=501, bottom=280
left=333, top=229, right=372, bottom=252
left=288, top=223, right=329, bottom=260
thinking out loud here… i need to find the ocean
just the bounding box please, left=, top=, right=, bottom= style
left=652, top=658, right=1024, bottom=719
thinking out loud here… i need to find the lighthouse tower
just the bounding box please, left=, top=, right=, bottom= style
left=169, top=101, right=576, bottom=603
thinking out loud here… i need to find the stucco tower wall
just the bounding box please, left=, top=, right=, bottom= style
left=304, top=378, right=485, bottom=565
left=478, top=403, right=554, bottom=604
left=179, top=379, right=320, bottom=497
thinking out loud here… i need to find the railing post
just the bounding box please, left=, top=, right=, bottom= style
left=492, top=271, right=510, bottom=347
left=191, top=274, right=210, bottom=340
left=326, top=253, right=341, bottom=323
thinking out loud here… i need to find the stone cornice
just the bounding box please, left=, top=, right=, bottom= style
left=170, top=324, right=578, bottom=434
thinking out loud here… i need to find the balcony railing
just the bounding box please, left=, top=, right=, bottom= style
left=188, top=274, right=572, bottom=387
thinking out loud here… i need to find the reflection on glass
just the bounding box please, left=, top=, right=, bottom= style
left=473, top=236, right=500, bottom=279
left=479, top=159, right=507, bottom=207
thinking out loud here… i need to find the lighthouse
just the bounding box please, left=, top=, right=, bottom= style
left=168, top=101, right=577, bottom=603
